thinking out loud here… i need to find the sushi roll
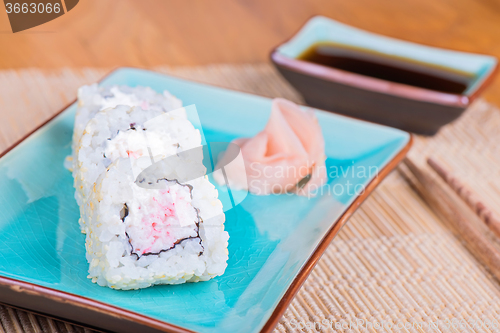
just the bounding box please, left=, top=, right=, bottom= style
left=73, top=104, right=200, bottom=231
left=84, top=157, right=228, bottom=290
left=69, top=86, right=229, bottom=289
left=66, top=84, right=182, bottom=171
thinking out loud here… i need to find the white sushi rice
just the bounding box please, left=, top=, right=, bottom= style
left=84, top=158, right=228, bottom=290
left=67, top=84, right=182, bottom=171
left=73, top=104, right=200, bottom=231
left=69, top=85, right=229, bottom=289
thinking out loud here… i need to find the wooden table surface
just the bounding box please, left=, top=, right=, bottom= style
left=1, top=0, right=500, bottom=104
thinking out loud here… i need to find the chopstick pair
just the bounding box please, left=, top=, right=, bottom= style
left=427, top=158, right=500, bottom=239
left=400, top=157, right=500, bottom=281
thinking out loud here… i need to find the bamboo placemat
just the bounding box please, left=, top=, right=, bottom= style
left=0, top=65, right=499, bottom=333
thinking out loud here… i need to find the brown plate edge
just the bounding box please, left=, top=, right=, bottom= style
left=0, top=301, right=108, bottom=333
left=0, top=66, right=413, bottom=333
left=0, top=276, right=194, bottom=333
left=260, top=134, right=413, bottom=333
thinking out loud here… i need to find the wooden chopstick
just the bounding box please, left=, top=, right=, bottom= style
left=427, top=157, right=500, bottom=239
left=400, top=158, right=500, bottom=281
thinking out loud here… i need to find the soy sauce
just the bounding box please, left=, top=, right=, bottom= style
left=297, top=43, right=473, bottom=94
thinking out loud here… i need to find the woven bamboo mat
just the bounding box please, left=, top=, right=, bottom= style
left=0, top=65, right=500, bottom=333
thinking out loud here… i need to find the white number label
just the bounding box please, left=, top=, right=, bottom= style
left=5, top=2, right=62, bottom=14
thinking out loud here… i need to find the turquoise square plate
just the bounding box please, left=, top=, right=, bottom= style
left=0, top=68, right=411, bottom=333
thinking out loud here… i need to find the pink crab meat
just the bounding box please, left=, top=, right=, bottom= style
left=126, top=150, right=142, bottom=159
left=140, top=100, right=150, bottom=110
left=125, top=184, right=199, bottom=256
